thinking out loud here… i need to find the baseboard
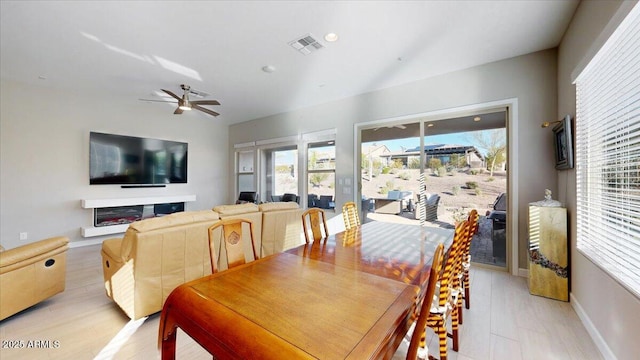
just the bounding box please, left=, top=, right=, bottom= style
left=571, top=293, right=616, bottom=360
left=518, top=268, right=529, bottom=278
left=69, top=238, right=104, bottom=248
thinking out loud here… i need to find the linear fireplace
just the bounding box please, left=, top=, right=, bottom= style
left=94, top=202, right=185, bottom=227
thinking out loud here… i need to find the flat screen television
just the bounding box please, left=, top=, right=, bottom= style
left=90, top=132, right=188, bottom=185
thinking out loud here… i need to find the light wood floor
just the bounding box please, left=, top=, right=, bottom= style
left=0, top=244, right=602, bottom=360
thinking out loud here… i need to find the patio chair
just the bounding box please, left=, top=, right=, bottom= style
left=415, top=193, right=440, bottom=221
left=236, top=191, right=259, bottom=204
left=487, top=193, right=507, bottom=260
left=281, top=193, right=299, bottom=203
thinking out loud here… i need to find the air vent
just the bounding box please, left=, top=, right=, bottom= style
left=289, top=34, right=324, bottom=55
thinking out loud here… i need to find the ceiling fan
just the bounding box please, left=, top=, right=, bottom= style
left=141, top=84, right=221, bottom=117
left=373, top=124, right=407, bottom=131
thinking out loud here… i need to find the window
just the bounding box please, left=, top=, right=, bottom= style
left=575, top=4, right=640, bottom=297
left=307, top=140, right=335, bottom=209
left=262, top=146, right=298, bottom=201
left=236, top=150, right=255, bottom=193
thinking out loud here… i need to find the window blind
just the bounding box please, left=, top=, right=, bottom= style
left=575, top=3, right=640, bottom=298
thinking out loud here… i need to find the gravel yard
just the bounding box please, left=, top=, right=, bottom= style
left=362, top=168, right=507, bottom=224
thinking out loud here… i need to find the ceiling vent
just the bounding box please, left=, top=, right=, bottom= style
left=289, top=34, right=324, bottom=55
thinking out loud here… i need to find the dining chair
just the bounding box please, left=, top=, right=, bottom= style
left=342, top=201, right=360, bottom=230
left=406, top=242, right=444, bottom=360
left=207, top=218, right=258, bottom=273
left=452, top=220, right=471, bottom=325
left=301, top=208, right=329, bottom=243
left=427, top=220, right=467, bottom=360
left=461, top=209, right=479, bottom=309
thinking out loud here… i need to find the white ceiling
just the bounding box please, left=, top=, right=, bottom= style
left=0, top=0, right=579, bottom=125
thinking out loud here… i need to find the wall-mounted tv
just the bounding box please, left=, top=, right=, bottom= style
left=90, top=132, right=188, bottom=185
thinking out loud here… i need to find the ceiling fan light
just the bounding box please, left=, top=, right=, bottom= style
left=179, top=98, right=192, bottom=111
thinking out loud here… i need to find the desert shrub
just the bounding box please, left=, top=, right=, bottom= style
left=452, top=185, right=460, bottom=196
left=408, top=158, right=420, bottom=169
left=452, top=207, right=469, bottom=224
left=399, top=172, right=411, bottom=180
left=379, top=180, right=397, bottom=195
left=466, top=181, right=478, bottom=189
left=372, top=166, right=381, bottom=177
left=469, top=169, right=480, bottom=175
left=475, top=188, right=483, bottom=196
left=428, top=158, right=442, bottom=171
left=437, top=166, right=447, bottom=177
left=381, top=166, right=391, bottom=174
left=309, top=173, right=329, bottom=187
left=391, top=159, right=404, bottom=169
left=486, top=177, right=495, bottom=182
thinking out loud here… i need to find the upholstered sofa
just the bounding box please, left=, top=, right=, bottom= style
left=101, top=210, right=220, bottom=320
left=0, top=236, right=69, bottom=320
left=101, top=203, right=304, bottom=319
left=258, top=202, right=303, bottom=255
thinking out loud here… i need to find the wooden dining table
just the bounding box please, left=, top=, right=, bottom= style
left=159, top=221, right=454, bottom=360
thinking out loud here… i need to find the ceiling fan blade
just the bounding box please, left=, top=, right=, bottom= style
left=191, top=100, right=220, bottom=106
left=161, top=89, right=181, bottom=100
left=139, top=98, right=178, bottom=103
left=173, top=107, right=184, bottom=115
left=192, top=104, right=219, bottom=117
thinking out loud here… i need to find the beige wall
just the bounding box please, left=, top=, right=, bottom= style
left=558, top=1, right=640, bottom=359
left=230, top=49, right=559, bottom=272
left=0, top=79, right=229, bottom=249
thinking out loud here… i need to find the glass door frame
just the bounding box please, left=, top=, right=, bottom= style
left=354, top=99, right=518, bottom=275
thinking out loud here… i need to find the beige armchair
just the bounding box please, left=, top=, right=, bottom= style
left=0, top=236, right=69, bottom=321
left=101, top=210, right=220, bottom=320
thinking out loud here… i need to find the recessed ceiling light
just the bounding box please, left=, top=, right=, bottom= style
left=324, top=33, right=338, bottom=42
left=262, top=65, right=276, bottom=73
left=427, top=123, right=434, bottom=127
left=38, top=75, right=47, bottom=80
left=473, top=116, right=481, bottom=122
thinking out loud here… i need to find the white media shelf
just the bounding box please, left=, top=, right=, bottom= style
left=81, top=194, right=196, bottom=237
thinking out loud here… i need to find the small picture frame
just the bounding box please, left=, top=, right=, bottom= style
left=553, top=115, right=574, bottom=170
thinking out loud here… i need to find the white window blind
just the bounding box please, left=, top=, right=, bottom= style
left=575, top=3, right=640, bottom=298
